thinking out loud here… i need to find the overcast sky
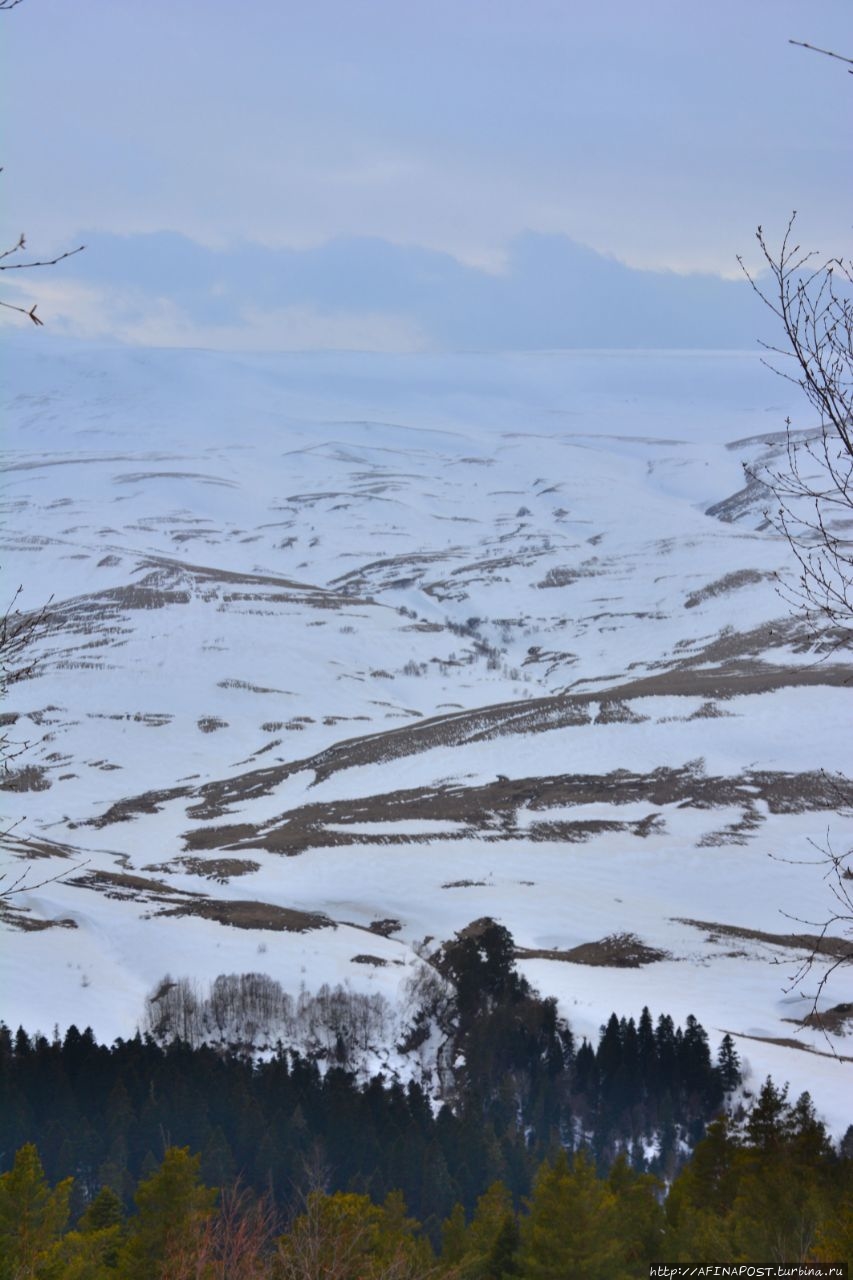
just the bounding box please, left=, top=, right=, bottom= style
left=3, top=0, right=851, bottom=349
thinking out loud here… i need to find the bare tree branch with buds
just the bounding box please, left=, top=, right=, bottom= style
left=0, top=216, right=85, bottom=326
left=788, top=39, right=853, bottom=72
left=1, top=585, right=51, bottom=773
left=737, top=194, right=853, bottom=1026
left=737, top=214, right=853, bottom=648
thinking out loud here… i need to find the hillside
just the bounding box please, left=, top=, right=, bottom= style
left=1, top=341, right=851, bottom=1132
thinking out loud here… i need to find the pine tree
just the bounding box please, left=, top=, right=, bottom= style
left=440, top=1201, right=469, bottom=1267
left=118, top=1146, right=217, bottom=1279
left=466, top=1181, right=514, bottom=1252
left=77, top=1185, right=124, bottom=1233
left=518, top=1149, right=627, bottom=1280
left=745, top=1078, right=789, bottom=1151
left=482, top=1211, right=521, bottom=1278
left=607, top=1152, right=664, bottom=1269
left=0, top=1143, right=73, bottom=1280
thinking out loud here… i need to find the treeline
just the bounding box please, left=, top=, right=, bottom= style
left=2, top=1081, right=850, bottom=1279
left=1, top=922, right=745, bottom=1233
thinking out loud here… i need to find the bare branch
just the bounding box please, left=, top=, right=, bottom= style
left=0, top=243, right=85, bottom=272
left=0, top=858, right=90, bottom=900
left=740, top=215, right=853, bottom=644
left=789, top=39, right=853, bottom=71
left=0, top=298, right=44, bottom=324
left=0, top=233, right=26, bottom=262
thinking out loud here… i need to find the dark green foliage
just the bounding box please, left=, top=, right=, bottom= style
left=0, top=1142, right=72, bottom=1280
left=0, top=935, right=741, bottom=1230
left=665, top=1085, right=851, bottom=1265
left=586, top=1005, right=735, bottom=1169
left=439, top=919, right=530, bottom=1025
left=2, top=1079, right=850, bottom=1280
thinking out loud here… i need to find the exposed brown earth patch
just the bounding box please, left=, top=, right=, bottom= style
left=197, top=716, right=228, bottom=733
left=675, top=917, right=851, bottom=960
left=0, top=903, right=78, bottom=932
left=68, top=869, right=201, bottom=904
left=687, top=701, right=732, bottom=719
left=155, top=899, right=333, bottom=932
left=89, top=784, right=193, bottom=827
left=705, top=476, right=774, bottom=525
left=88, top=615, right=852, bottom=830
left=367, top=918, right=402, bottom=936
left=720, top=1028, right=853, bottom=1062
left=180, top=764, right=853, bottom=856
left=145, top=856, right=260, bottom=883
left=537, top=564, right=598, bottom=588
left=183, top=823, right=271, bottom=851
left=0, top=766, right=51, bottom=792
left=685, top=569, right=771, bottom=609
left=517, top=932, right=669, bottom=968
left=796, top=1003, right=853, bottom=1035
left=594, top=699, right=649, bottom=725
left=697, top=803, right=764, bottom=847
left=1, top=834, right=78, bottom=861
left=114, top=470, right=237, bottom=486
left=140, top=552, right=370, bottom=605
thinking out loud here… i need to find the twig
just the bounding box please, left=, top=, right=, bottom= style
left=789, top=39, right=853, bottom=72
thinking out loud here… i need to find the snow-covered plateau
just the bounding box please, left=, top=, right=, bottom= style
left=2, top=340, right=851, bottom=1131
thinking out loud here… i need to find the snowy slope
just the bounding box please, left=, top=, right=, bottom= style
left=2, top=339, right=851, bottom=1132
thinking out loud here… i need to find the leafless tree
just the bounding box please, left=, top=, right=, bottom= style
left=1, top=586, right=51, bottom=771
left=779, top=823, right=853, bottom=1034
left=163, top=1182, right=279, bottom=1280
left=0, top=0, right=84, bottom=906
left=737, top=45, right=853, bottom=1026
left=737, top=216, right=853, bottom=647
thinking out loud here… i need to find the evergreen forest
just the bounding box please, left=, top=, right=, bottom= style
left=1, top=921, right=850, bottom=1275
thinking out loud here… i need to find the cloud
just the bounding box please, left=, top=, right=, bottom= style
left=9, top=230, right=774, bottom=352
left=0, top=274, right=430, bottom=353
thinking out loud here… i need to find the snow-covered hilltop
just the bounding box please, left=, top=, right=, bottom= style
left=2, top=341, right=851, bottom=1131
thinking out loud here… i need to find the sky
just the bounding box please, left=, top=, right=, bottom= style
left=2, top=0, right=851, bottom=350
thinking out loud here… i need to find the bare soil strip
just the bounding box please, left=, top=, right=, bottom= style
left=719, top=1028, right=853, bottom=1063
left=182, top=766, right=853, bottom=855
left=675, top=917, right=851, bottom=960
left=516, top=932, right=669, bottom=968
left=154, top=900, right=333, bottom=932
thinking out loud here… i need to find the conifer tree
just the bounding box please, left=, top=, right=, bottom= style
left=118, top=1146, right=217, bottom=1279
left=440, top=1201, right=469, bottom=1268
left=0, top=1143, right=72, bottom=1280
left=607, top=1153, right=664, bottom=1269
left=716, top=1033, right=741, bottom=1092
left=518, top=1149, right=627, bottom=1280
left=77, top=1185, right=124, bottom=1235
left=481, top=1211, right=520, bottom=1279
